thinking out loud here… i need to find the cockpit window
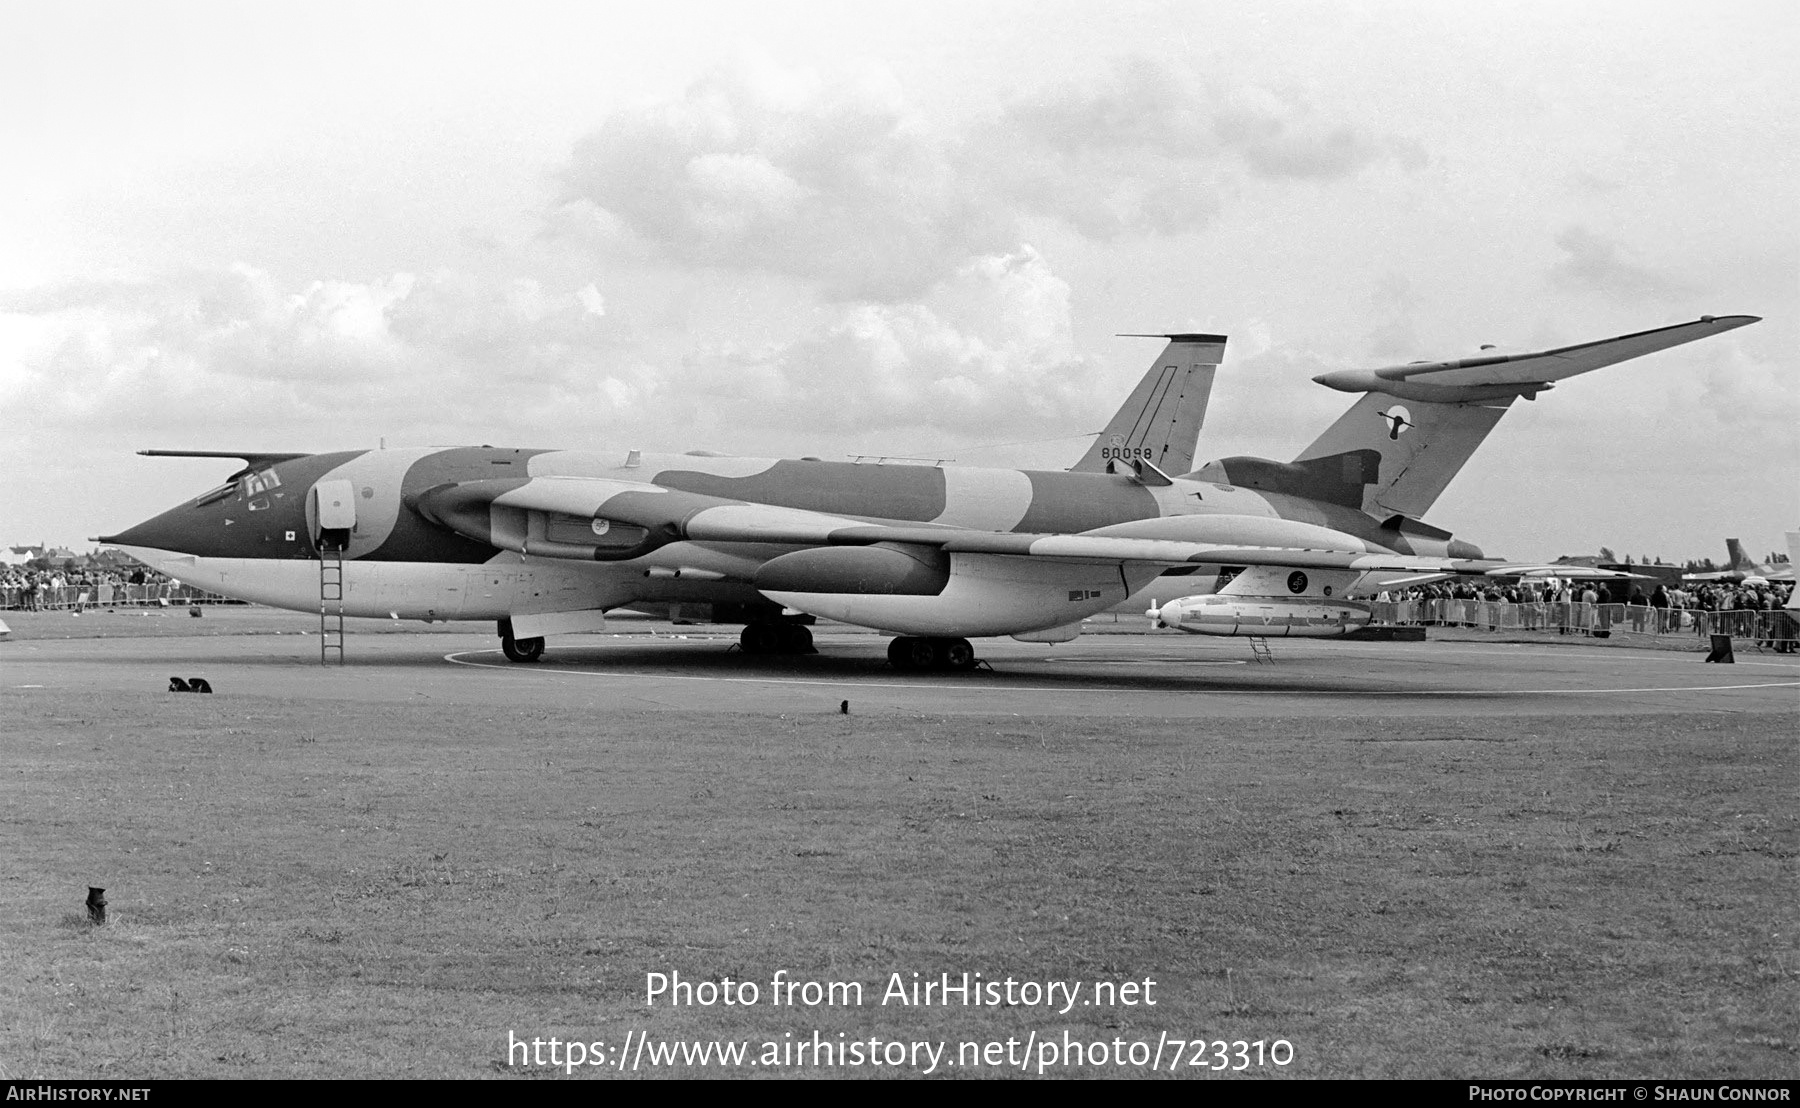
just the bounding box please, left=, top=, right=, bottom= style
left=191, top=466, right=281, bottom=507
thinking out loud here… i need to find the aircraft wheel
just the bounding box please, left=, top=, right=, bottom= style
left=741, top=622, right=782, bottom=655
left=938, top=637, right=977, bottom=671
left=501, top=633, right=544, bottom=663
left=776, top=623, right=816, bottom=654
left=887, top=636, right=938, bottom=671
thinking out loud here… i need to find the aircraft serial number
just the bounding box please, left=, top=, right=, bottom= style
left=1100, top=447, right=1156, bottom=460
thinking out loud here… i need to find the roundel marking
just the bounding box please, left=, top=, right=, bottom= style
left=1287, top=571, right=1308, bottom=594
left=1377, top=405, right=1414, bottom=440
left=1322, top=584, right=1333, bottom=597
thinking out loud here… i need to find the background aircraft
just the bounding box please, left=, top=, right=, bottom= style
left=1682, top=538, right=1795, bottom=584
left=100, top=315, right=1756, bottom=669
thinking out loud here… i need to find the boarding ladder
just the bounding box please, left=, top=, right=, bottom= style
left=319, top=543, right=345, bottom=665
left=1247, top=635, right=1275, bottom=664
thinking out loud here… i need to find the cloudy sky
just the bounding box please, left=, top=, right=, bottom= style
left=4, top=0, right=1794, bottom=564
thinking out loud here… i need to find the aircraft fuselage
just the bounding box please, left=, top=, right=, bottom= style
left=104, top=446, right=1482, bottom=631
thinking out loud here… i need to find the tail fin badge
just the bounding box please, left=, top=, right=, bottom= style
left=1378, top=406, right=1414, bottom=439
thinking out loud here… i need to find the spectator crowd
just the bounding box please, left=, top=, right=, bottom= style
left=1, top=564, right=231, bottom=610
left=1371, top=577, right=1795, bottom=649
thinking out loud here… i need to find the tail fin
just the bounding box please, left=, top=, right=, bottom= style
left=1725, top=538, right=1748, bottom=570
left=1296, top=315, right=1758, bottom=519
left=1292, top=394, right=1511, bottom=519
left=1071, top=334, right=1225, bottom=474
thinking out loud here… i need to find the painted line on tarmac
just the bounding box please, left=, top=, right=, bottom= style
left=1024, top=658, right=1250, bottom=666
left=1430, top=644, right=1800, bottom=668
left=443, top=650, right=1798, bottom=697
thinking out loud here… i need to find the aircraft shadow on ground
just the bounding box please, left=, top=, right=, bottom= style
left=53, top=637, right=1545, bottom=698
left=426, top=641, right=1493, bottom=698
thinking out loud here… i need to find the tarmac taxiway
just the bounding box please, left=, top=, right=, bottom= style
left=4, top=608, right=1794, bottom=719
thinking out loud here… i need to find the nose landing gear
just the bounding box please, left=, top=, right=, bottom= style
left=498, top=618, right=544, bottom=663
left=886, top=636, right=978, bottom=672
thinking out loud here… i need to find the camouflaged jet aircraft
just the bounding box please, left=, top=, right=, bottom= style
left=99, top=315, right=1756, bottom=668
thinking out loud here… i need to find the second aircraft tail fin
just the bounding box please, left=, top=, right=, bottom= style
left=1291, top=393, right=1512, bottom=519
left=1291, top=315, right=1759, bottom=520
left=1070, top=334, right=1225, bottom=475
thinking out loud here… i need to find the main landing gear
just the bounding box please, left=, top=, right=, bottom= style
left=738, top=621, right=816, bottom=656
left=498, top=618, right=544, bottom=663
left=886, top=636, right=978, bottom=672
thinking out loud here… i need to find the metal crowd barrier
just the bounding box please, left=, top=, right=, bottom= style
left=1369, top=600, right=1796, bottom=649
left=1, top=583, right=242, bottom=610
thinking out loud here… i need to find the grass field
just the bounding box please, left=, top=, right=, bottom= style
left=2, top=670, right=1793, bottom=1078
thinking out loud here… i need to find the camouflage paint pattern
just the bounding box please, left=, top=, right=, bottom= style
left=101, top=316, right=1754, bottom=631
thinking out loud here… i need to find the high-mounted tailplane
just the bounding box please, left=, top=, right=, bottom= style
left=1195, top=315, right=1758, bottom=522
left=1071, top=334, right=1226, bottom=476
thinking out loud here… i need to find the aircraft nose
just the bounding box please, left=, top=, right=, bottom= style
left=96, top=500, right=217, bottom=555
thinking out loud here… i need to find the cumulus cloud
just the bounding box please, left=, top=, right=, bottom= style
left=1213, top=85, right=1424, bottom=181
left=0, top=266, right=635, bottom=448
left=679, top=246, right=1100, bottom=436
left=1567, top=170, right=1623, bottom=195
left=1549, top=226, right=1697, bottom=301
left=558, top=50, right=1011, bottom=301
left=975, top=58, right=1223, bottom=241
left=0, top=249, right=1107, bottom=457
left=6, top=55, right=1427, bottom=486
left=555, top=53, right=1420, bottom=295
left=1696, top=340, right=1798, bottom=430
